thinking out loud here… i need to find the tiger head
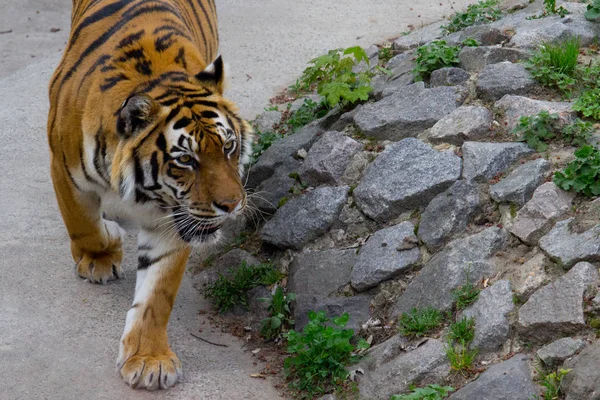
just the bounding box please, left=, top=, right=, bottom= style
left=111, top=56, right=253, bottom=244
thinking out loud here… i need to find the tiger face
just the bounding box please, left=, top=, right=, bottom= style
left=112, top=57, right=253, bottom=244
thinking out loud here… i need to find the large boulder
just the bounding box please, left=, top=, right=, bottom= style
left=495, top=95, right=576, bottom=131
left=539, top=219, right=600, bottom=268
left=537, top=337, right=586, bottom=368
left=425, top=106, right=493, bottom=145
left=476, top=62, right=536, bottom=102
left=459, top=46, right=529, bottom=72
left=563, top=342, right=600, bottom=400
left=251, top=159, right=300, bottom=214
left=462, top=141, right=534, bottom=183
left=354, top=138, right=461, bottom=222
left=430, top=67, right=470, bottom=87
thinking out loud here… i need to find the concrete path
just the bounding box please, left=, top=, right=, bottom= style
left=0, top=1, right=476, bottom=399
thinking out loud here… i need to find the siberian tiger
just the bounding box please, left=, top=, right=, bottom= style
left=47, top=0, right=252, bottom=390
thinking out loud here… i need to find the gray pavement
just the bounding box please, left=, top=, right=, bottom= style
left=0, top=1, right=476, bottom=399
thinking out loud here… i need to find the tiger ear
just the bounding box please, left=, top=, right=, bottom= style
left=195, top=55, right=224, bottom=94
left=116, top=94, right=159, bottom=138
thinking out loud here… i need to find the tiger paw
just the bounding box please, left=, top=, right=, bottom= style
left=118, top=351, right=183, bottom=390
left=75, top=248, right=124, bottom=284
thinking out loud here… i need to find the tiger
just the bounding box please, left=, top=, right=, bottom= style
left=47, top=0, right=253, bottom=390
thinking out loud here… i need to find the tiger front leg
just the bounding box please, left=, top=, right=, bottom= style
left=117, top=230, right=191, bottom=390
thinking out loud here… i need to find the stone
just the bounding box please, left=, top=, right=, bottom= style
left=251, top=159, right=300, bottom=214
left=537, top=337, right=586, bottom=368
left=298, top=131, right=363, bottom=186
left=459, top=46, right=529, bottom=72
left=418, top=180, right=481, bottom=253
left=393, top=227, right=508, bottom=314
left=430, top=67, right=470, bottom=87
left=247, top=122, right=322, bottom=188
left=247, top=286, right=271, bottom=322
left=353, top=82, right=466, bottom=140
left=514, top=251, right=552, bottom=298
left=426, top=106, right=493, bottom=145
left=509, top=182, right=575, bottom=245
left=351, top=221, right=421, bottom=292
left=495, top=95, right=576, bottom=131
left=449, top=354, right=538, bottom=400
left=261, top=186, right=349, bottom=250
left=462, top=141, right=534, bottom=183
left=539, top=219, right=600, bottom=268
left=459, top=26, right=510, bottom=46
left=252, top=110, right=282, bottom=133
left=354, top=138, right=462, bottom=222
left=289, top=249, right=356, bottom=298
left=329, top=105, right=362, bottom=131
left=293, top=294, right=372, bottom=331
left=476, top=62, right=536, bottom=102
left=392, top=21, right=446, bottom=51
left=562, top=342, right=600, bottom=400
left=340, top=151, right=372, bottom=186
left=518, top=262, right=599, bottom=342
left=379, top=73, right=416, bottom=98
left=490, top=158, right=550, bottom=206
left=194, top=249, right=260, bottom=290
left=462, top=280, right=514, bottom=352
left=359, top=338, right=450, bottom=399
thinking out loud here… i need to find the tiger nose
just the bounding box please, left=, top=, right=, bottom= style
left=212, top=199, right=240, bottom=213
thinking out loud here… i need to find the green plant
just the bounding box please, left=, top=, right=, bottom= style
left=284, top=311, right=369, bottom=398
left=537, top=367, right=571, bottom=400
left=461, top=38, right=480, bottom=47
left=525, top=38, right=580, bottom=95
left=452, top=267, right=480, bottom=310
left=204, top=261, right=281, bottom=313
left=379, top=46, right=394, bottom=64
left=299, top=46, right=373, bottom=108
left=413, top=40, right=460, bottom=80
left=528, top=0, right=569, bottom=19
left=260, top=287, right=296, bottom=340
left=561, top=118, right=593, bottom=147
left=574, top=88, right=600, bottom=119
left=390, top=384, right=455, bottom=400
left=512, top=111, right=559, bottom=152
left=441, top=0, right=502, bottom=34
left=448, top=316, right=476, bottom=343
left=586, top=0, right=600, bottom=22
left=554, top=145, right=600, bottom=196
left=252, top=130, right=282, bottom=163
left=286, top=98, right=327, bottom=131
left=264, top=105, right=279, bottom=111
left=398, top=307, right=445, bottom=337
left=445, top=339, right=478, bottom=372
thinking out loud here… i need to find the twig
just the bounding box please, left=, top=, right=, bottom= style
left=190, top=333, right=228, bottom=347
left=0, top=30, right=13, bottom=35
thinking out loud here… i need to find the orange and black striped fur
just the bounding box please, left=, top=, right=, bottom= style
left=47, top=0, right=252, bottom=390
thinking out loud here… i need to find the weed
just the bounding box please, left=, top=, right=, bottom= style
left=528, top=0, right=569, bottom=19
left=286, top=98, right=327, bottom=131
left=461, top=38, right=480, bottom=47
left=204, top=261, right=281, bottom=313
left=448, top=316, right=476, bottom=343
left=277, top=197, right=289, bottom=208
left=260, top=287, right=296, bottom=341
left=445, top=339, right=478, bottom=372
left=284, top=311, right=369, bottom=398
left=561, top=118, right=593, bottom=147
left=525, top=38, right=580, bottom=95
left=574, top=88, right=600, bottom=120
left=390, top=384, right=455, bottom=400
left=441, top=0, right=502, bottom=34
left=264, top=105, right=279, bottom=112
left=378, top=46, right=394, bottom=64
left=299, top=46, right=373, bottom=108
left=398, top=307, right=445, bottom=337
left=554, top=145, right=600, bottom=196
left=452, top=267, right=480, bottom=310
left=537, top=367, right=571, bottom=400
left=413, top=40, right=461, bottom=81
left=586, top=0, right=600, bottom=22
left=512, top=111, right=559, bottom=152
left=252, top=130, right=282, bottom=164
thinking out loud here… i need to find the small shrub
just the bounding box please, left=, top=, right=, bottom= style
left=286, top=98, right=327, bottom=131
left=445, top=339, right=478, bottom=372
left=525, top=38, right=580, bottom=95
left=586, top=0, right=600, bottom=22
left=378, top=46, right=394, bottom=64
left=398, top=307, right=445, bottom=337
left=448, top=316, right=476, bottom=344
left=574, top=88, right=600, bottom=119
left=561, top=118, right=593, bottom=147
left=390, top=384, right=455, bottom=400
left=537, top=367, right=571, bottom=400
left=413, top=40, right=460, bottom=81
left=554, top=145, right=600, bottom=196
left=252, top=130, right=282, bottom=163
left=452, top=267, right=480, bottom=310
left=260, top=287, right=295, bottom=341
left=284, top=311, right=369, bottom=398
left=204, top=261, right=281, bottom=313
left=512, top=111, right=559, bottom=152
left=441, top=0, right=502, bottom=34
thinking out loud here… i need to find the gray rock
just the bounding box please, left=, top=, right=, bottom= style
left=293, top=294, right=372, bottom=332
left=426, top=106, right=493, bottom=145
left=392, top=21, right=446, bottom=51
left=289, top=249, right=356, bottom=298
left=354, top=138, right=462, bottom=222
left=359, top=338, right=450, bottom=399
left=449, top=354, right=538, bottom=400
left=353, top=82, right=466, bottom=140
left=351, top=221, right=421, bottom=292
left=387, top=51, right=415, bottom=73
left=462, top=280, right=514, bottom=352
left=476, top=62, right=536, bottom=102
left=252, top=110, right=282, bottom=133
left=490, top=158, right=550, bottom=206
left=252, top=159, right=300, bottom=214
left=418, top=180, right=481, bottom=253
left=563, top=342, right=600, bottom=400
left=495, top=95, right=576, bottom=131
left=518, top=262, right=599, bottom=342
left=514, top=251, right=552, bottom=298
left=393, top=227, right=508, bottom=314
left=340, top=151, right=372, bottom=186
left=298, top=131, right=363, bottom=186
left=459, top=46, right=529, bottom=72
left=247, top=122, right=322, bottom=188
left=247, top=286, right=271, bottom=322
left=459, top=26, right=511, bottom=46
left=430, top=67, right=470, bottom=87
left=261, top=186, right=349, bottom=250
left=329, top=105, right=362, bottom=131
left=194, top=249, right=260, bottom=290
left=537, top=337, right=586, bottom=368
left=539, top=219, right=600, bottom=268
left=377, top=51, right=416, bottom=99
left=462, top=141, right=534, bottom=183
left=379, top=73, right=416, bottom=98
left=509, top=182, right=575, bottom=245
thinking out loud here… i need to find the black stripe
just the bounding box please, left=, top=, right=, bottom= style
left=154, top=33, right=176, bottom=52
left=138, top=251, right=173, bottom=270
left=100, top=73, right=128, bottom=91
left=195, top=0, right=216, bottom=55
left=135, top=71, right=188, bottom=93
left=93, top=132, right=111, bottom=185
left=78, top=54, right=111, bottom=92
left=63, top=152, right=82, bottom=192
left=174, top=47, right=188, bottom=69
left=166, top=106, right=181, bottom=123
left=117, top=30, right=145, bottom=48
left=71, top=0, right=133, bottom=47
left=185, top=0, right=209, bottom=58
left=80, top=144, right=105, bottom=188
left=150, top=152, right=161, bottom=189
left=201, top=110, right=219, bottom=119
left=174, top=117, right=192, bottom=130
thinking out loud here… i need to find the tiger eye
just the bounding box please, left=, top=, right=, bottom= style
left=178, top=154, right=191, bottom=163
left=224, top=141, right=234, bottom=150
